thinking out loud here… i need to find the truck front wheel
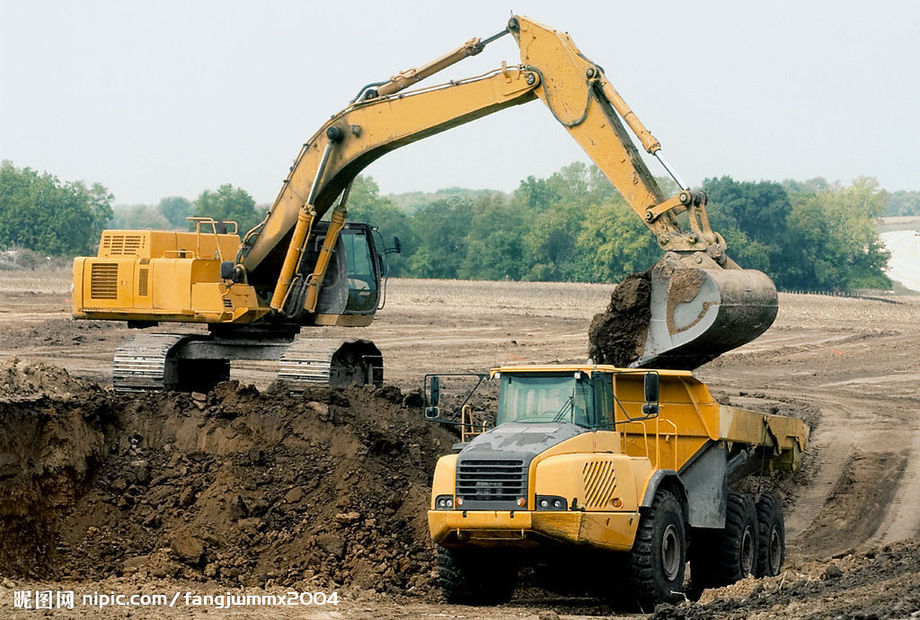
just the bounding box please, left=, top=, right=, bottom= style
left=437, top=547, right=517, bottom=605
left=628, top=489, right=686, bottom=608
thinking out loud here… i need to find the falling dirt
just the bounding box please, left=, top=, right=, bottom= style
left=588, top=271, right=651, bottom=367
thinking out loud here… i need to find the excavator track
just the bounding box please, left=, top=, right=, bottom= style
left=279, top=338, right=383, bottom=391
left=112, top=333, right=192, bottom=392
left=114, top=333, right=383, bottom=393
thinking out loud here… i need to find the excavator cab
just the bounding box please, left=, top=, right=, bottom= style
left=340, top=224, right=382, bottom=313
left=289, top=221, right=384, bottom=320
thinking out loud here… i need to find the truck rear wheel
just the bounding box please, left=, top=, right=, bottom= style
left=437, top=547, right=517, bottom=605
left=628, top=489, right=686, bottom=608
left=755, top=494, right=785, bottom=577
left=692, top=491, right=758, bottom=591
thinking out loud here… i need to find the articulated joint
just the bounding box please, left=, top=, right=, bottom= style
left=646, top=190, right=726, bottom=256
left=644, top=190, right=708, bottom=223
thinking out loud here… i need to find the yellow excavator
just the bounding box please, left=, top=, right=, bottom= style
left=72, top=15, right=777, bottom=391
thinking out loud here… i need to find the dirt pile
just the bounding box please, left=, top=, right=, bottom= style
left=588, top=271, right=651, bottom=367
left=653, top=537, right=920, bottom=619
left=0, top=356, right=98, bottom=399
left=0, top=362, right=458, bottom=594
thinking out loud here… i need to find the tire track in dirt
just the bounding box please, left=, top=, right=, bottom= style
left=701, top=321, right=920, bottom=559
left=876, top=427, right=920, bottom=543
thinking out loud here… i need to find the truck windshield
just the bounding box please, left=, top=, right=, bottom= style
left=497, top=373, right=593, bottom=427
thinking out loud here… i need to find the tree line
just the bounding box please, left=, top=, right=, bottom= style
left=0, top=159, right=893, bottom=292
left=351, top=163, right=892, bottom=292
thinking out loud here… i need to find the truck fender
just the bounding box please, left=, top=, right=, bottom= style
left=640, top=470, right=688, bottom=520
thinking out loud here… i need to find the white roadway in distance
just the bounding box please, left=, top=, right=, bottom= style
left=881, top=230, right=920, bottom=293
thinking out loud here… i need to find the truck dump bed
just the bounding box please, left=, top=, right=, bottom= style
left=494, top=365, right=809, bottom=474
left=612, top=368, right=808, bottom=473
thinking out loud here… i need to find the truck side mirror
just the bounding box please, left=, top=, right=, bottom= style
left=424, top=375, right=441, bottom=420
left=642, top=372, right=660, bottom=416
left=429, top=375, right=440, bottom=407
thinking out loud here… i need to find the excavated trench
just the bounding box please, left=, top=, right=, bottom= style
left=0, top=358, right=455, bottom=594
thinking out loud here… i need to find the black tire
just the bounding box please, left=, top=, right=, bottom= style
left=698, top=491, right=759, bottom=589
left=437, top=547, right=517, bottom=605
left=755, top=494, right=785, bottom=577
left=627, top=489, right=687, bottom=609
left=687, top=528, right=714, bottom=601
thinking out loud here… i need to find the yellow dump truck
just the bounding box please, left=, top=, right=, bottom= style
left=426, top=365, right=808, bottom=607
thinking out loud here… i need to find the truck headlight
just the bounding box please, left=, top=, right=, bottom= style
left=435, top=494, right=454, bottom=510
left=535, top=495, right=567, bottom=511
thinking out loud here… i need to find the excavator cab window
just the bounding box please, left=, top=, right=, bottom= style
left=340, top=226, right=380, bottom=313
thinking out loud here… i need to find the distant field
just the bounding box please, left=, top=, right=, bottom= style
left=878, top=215, right=920, bottom=233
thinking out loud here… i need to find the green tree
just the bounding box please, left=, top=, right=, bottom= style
left=192, top=184, right=263, bottom=233
left=883, top=190, right=920, bottom=216
left=345, top=176, right=413, bottom=276
left=702, top=176, right=796, bottom=286
left=406, top=197, right=475, bottom=278
left=0, top=160, right=113, bottom=256
left=573, top=199, right=660, bottom=281
left=458, top=195, right=526, bottom=280
left=109, top=204, right=170, bottom=229
left=157, top=196, right=191, bottom=228
left=524, top=205, right=587, bottom=281
left=786, top=177, right=890, bottom=290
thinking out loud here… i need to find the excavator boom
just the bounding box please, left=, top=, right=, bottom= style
left=238, top=15, right=777, bottom=369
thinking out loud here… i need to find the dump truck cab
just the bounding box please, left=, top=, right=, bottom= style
left=427, top=365, right=808, bottom=607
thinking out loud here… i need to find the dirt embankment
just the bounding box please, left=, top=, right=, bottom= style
left=0, top=359, right=456, bottom=595
left=655, top=537, right=920, bottom=619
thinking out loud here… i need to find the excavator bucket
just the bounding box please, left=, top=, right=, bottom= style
left=638, top=258, right=778, bottom=369
left=589, top=254, right=778, bottom=371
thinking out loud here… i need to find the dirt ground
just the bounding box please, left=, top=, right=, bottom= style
left=0, top=269, right=919, bottom=618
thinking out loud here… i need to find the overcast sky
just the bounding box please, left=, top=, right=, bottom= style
left=1, top=0, right=918, bottom=206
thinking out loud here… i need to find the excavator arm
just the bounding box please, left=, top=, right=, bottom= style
left=237, top=15, right=777, bottom=369
left=238, top=64, right=539, bottom=288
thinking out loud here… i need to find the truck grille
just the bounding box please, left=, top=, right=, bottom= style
left=456, top=459, right=526, bottom=502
